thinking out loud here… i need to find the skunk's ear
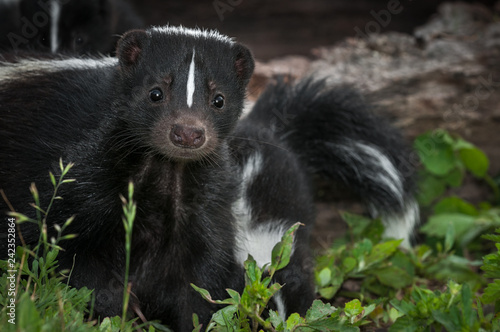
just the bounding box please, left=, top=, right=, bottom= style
left=116, top=30, right=148, bottom=68
left=232, top=43, right=255, bottom=84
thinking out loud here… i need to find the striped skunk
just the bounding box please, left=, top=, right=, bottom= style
left=0, top=26, right=418, bottom=330
left=0, top=0, right=144, bottom=54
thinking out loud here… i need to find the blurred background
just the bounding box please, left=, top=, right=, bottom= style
left=130, top=0, right=498, bottom=60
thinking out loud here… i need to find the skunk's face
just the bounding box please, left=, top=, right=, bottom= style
left=115, top=28, right=254, bottom=162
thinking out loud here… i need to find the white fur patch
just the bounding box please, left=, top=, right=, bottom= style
left=381, top=199, right=420, bottom=248
left=273, top=291, right=287, bottom=320
left=50, top=0, right=61, bottom=53
left=235, top=222, right=288, bottom=268
left=352, top=142, right=404, bottom=205
left=231, top=154, right=263, bottom=233
left=149, top=25, right=234, bottom=45
left=333, top=141, right=404, bottom=207
left=232, top=153, right=290, bottom=267
left=335, top=140, right=419, bottom=246
left=186, top=49, right=195, bottom=108
left=0, top=58, right=117, bottom=83
left=241, top=152, right=263, bottom=185
left=240, top=100, right=255, bottom=119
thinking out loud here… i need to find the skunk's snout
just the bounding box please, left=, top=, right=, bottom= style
left=151, top=114, right=216, bottom=160
left=170, top=124, right=206, bottom=149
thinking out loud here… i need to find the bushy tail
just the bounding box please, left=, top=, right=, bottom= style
left=246, top=76, right=419, bottom=246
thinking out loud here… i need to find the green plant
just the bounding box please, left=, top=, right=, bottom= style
left=414, top=129, right=499, bottom=206
left=0, top=159, right=95, bottom=332
left=2, top=130, right=500, bottom=332
left=481, top=228, right=500, bottom=315
left=192, top=223, right=379, bottom=332
left=120, top=181, right=137, bottom=330
left=0, top=162, right=162, bottom=332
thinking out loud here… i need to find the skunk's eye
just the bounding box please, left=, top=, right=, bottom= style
left=74, top=35, right=85, bottom=46
left=72, top=33, right=88, bottom=51
left=212, top=94, right=225, bottom=109
left=149, top=88, right=163, bottom=102
left=37, top=34, right=50, bottom=48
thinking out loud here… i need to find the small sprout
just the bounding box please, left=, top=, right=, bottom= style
left=63, top=216, right=75, bottom=229
left=30, top=182, right=39, bottom=202
left=49, top=171, right=56, bottom=187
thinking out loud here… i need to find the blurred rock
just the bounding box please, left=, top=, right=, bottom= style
left=248, top=2, right=500, bottom=244
left=253, top=2, right=500, bottom=177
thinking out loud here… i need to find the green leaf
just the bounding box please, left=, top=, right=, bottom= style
left=389, top=315, right=419, bottom=332
left=192, top=313, right=203, bottom=332
left=360, top=218, right=384, bottom=243
left=482, top=279, right=500, bottom=304
left=319, top=286, right=338, bottom=300
left=286, top=313, right=305, bottom=330
left=352, top=239, right=373, bottom=265
left=388, top=307, right=404, bottom=323
left=342, top=257, right=357, bottom=274
left=461, top=283, right=476, bottom=327
left=434, top=196, right=478, bottom=216
left=305, top=300, right=336, bottom=321
left=341, top=212, right=371, bottom=236
left=191, top=284, right=217, bottom=304
left=444, top=221, right=455, bottom=252
left=17, top=293, right=41, bottom=331
left=417, top=174, right=446, bottom=206
left=452, top=138, right=475, bottom=150
left=389, top=299, right=415, bottom=316
left=443, top=168, right=464, bottom=187
left=431, top=309, right=460, bottom=331
left=271, top=222, right=302, bottom=272
left=7, top=212, right=36, bottom=224
left=390, top=250, right=416, bottom=277
left=414, top=133, right=456, bottom=176
left=305, top=318, right=358, bottom=332
left=99, top=317, right=120, bottom=332
left=317, top=267, right=332, bottom=287
left=365, top=240, right=401, bottom=267
left=211, top=303, right=238, bottom=326
left=459, top=147, right=489, bottom=178
left=244, top=255, right=260, bottom=284
left=226, top=288, right=241, bottom=303
left=269, top=310, right=285, bottom=330
left=49, top=171, right=56, bottom=187
left=344, top=299, right=363, bottom=317
left=420, top=213, right=476, bottom=240
left=371, top=266, right=413, bottom=289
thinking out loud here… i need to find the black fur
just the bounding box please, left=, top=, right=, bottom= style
left=0, top=26, right=417, bottom=330
left=247, top=77, right=417, bottom=218
left=0, top=0, right=144, bottom=54
left=0, top=27, right=253, bottom=331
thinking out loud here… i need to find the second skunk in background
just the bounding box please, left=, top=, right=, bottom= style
left=0, top=0, right=144, bottom=54
left=0, top=26, right=418, bottom=330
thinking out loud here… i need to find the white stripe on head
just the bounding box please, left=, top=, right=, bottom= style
left=50, top=0, right=61, bottom=53
left=149, top=25, right=234, bottom=45
left=186, top=49, right=195, bottom=108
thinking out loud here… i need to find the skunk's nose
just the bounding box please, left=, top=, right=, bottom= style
left=170, top=124, right=206, bottom=149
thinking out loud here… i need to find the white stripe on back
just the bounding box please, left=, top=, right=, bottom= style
left=50, top=0, right=61, bottom=53
left=186, top=49, right=195, bottom=108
